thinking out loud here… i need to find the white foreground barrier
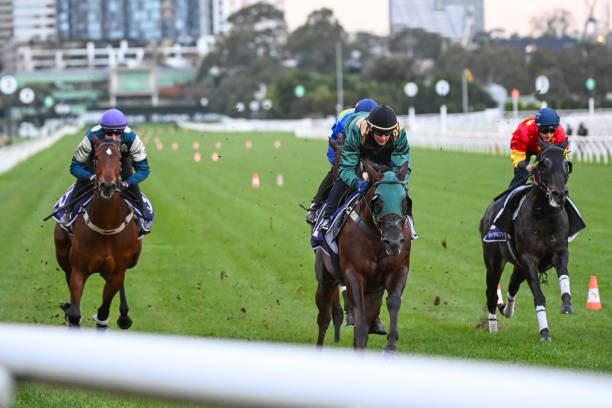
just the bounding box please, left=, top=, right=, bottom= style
left=1, top=324, right=611, bottom=407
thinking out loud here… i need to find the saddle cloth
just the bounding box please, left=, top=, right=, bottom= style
left=53, top=183, right=154, bottom=237
left=310, top=192, right=360, bottom=254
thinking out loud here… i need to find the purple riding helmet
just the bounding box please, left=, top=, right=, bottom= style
left=100, top=108, right=127, bottom=130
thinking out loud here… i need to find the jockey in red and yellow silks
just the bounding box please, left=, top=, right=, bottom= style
left=507, top=107, right=567, bottom=189
left=510, top=117, right=567, bottom=168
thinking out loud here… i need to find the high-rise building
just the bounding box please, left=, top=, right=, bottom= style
left=0, top=1, right=13, bottom=51
left=389, top=0, right=484, bottom=45
left=13, top=0, right=56, bottom=41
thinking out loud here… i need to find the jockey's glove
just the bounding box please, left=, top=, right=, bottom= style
left=356, top=180, right=370, bottom=196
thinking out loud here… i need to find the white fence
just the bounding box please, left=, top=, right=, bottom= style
left=0, top=122, right=80, bottom=175
left=179, top=109, right=612, bottom=164
left=1, top=324, right=612, bottom=407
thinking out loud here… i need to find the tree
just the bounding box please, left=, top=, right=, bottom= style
left=529, top=8, right=576, bottom=38
left=286, top=8, right=346, bottom=75
left=195, top=3, right=288, bottom=116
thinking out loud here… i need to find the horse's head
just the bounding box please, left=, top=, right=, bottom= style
left=93, top=136, right=121, bottom=200
left=363, top=161, right=410, bottom=256
left=535, top=138, right=571, bottom=208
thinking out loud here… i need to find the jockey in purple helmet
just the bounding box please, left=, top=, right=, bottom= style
left=305, top=98, right=378, bottom=225
left=60, top=108, right=151, bottom=233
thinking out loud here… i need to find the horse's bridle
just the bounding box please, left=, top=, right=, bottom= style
left=92, top=140, right=122, bottom=197
left=363, top=179, right=408, bottom=237
left=533, top=144, right=571, bottom=200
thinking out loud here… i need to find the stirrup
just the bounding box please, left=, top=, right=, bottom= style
left=60, top=210, right=72, bottom=226
left=319, top=218, right=330, bottom=232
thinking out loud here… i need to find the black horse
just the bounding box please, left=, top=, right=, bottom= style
left=480, top=139, right=577, bottom=341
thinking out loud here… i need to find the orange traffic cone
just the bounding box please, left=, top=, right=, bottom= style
left=251, top=173, right=260, bottom=188
left=496, top=284, right=503, bottom=309
left=586, top=275, right=602, bottom=310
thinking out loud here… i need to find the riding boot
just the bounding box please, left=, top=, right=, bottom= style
left=306, top=170, right=335, bottom=226
left=320, top=179, right=350, bottom=231
left=305, top=201, right=320, bottom=226
left=126, top=183, right=150, bottom=234
left=61, top=178, right=92, bottom=226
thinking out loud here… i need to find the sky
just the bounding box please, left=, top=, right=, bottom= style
left=284, top=0, right=590, bottom=37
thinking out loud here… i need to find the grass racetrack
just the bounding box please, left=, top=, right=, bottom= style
left=1, top=123, right=611, bottom=407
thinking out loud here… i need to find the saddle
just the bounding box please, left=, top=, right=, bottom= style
left=484, top=185, right=586, bottom=243
left=53, top=183, right=154, bottom=237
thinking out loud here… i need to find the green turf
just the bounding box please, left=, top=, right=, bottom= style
left=1, top=124, right=610, bottom=407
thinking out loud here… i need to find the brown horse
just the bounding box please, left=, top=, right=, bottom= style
left=316, top=161, right=412, bottom=352
left=54, top=137, right=141, bottom=329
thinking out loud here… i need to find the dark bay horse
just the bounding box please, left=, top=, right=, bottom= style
left=480, top=139, right=574, bottom=341
left=54, top=137, right=141, bottom=329
left=316, top=161, right=412, bottom=352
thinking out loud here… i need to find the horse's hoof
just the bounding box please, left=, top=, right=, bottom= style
left=60, top=302, right=70, bottom=311
left=345, top=312, right=354, bottom=326
left=369, top=317, right=387, bottom=335
left=117, top=315, right=132, bottom=330
left=96, top=324, right=108, bottom=331
left=560, top=294, right=574, bottom=314
left=382, top=348, right=397, bottom=359
left=540, top=328, right=552, bottom=342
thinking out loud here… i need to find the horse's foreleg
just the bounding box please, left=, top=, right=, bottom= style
left=117, top=281, right=132, bottom=330
left=344, top=269, right=368, bottom=349
left=522, top=255, right=551, bottom=341
left=94, top=275, right=120, bottom=330
left=66, top=268, right=86, bottom=327
left=555, top=250, right=573, bottom=314
left=383, top=269, right=407, bottom=353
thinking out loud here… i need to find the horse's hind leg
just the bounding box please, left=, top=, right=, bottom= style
left=501, top=265, right=525, bottom=319
left=484, top=246, right=504, bottom=333
left=117, top=283, right=132, bottom=330
left=331, top=294, right=343, bottom=342
left=315, top=280, right=337, bottom=346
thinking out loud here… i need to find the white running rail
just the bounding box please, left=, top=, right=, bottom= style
left=1, top=324, right=611, bottom=407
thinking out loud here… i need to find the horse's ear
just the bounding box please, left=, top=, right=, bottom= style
left=396, top=162, right=410, bottom=183
left=363, top=160, right=382, bottom=184
left=560, top=139, right=568, bottom=150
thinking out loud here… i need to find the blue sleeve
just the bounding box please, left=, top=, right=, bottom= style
left=125, top=158, right=150, bottom=185
left=69, top=157, right=93, bottom=180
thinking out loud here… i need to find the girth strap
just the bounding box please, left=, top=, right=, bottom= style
left=83, top=208, right=134, bottom=235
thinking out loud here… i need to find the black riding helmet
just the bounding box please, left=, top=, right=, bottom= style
left=367, top=105, right=398, bottom=134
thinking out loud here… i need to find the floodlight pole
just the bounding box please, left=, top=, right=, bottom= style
left=336, top=42, right=343, bottom=115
